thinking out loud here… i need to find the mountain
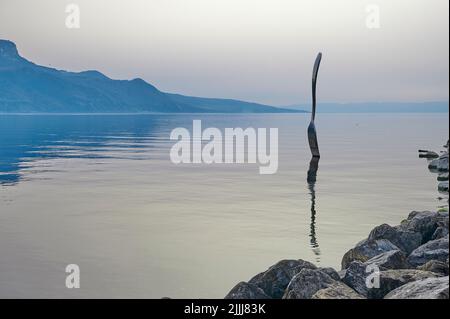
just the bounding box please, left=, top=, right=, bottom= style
left=166, top=93, right=292, bottom=113
left=284, top=102, right=449, bottom=113
left=0, top=40, right=299, bottom=113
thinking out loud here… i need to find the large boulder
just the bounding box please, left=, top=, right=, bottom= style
left=437, top=172, right=449, bottom=181
left=342, top=261, right=370, bottom=296
left=418, top=260, right=449, bottom=276
left=341, top=239, right=400, bottom=269
left=366, top=269, right=439, bottom=299
left=438, top=182, right=449, bottom=193
left=337, top=270, right=347, bottom=280
left=432, top=226, right=449, bottom=240
left=283, top=268, right=361, bottom=299
left=407, top=236, right=449, bottom=267
left=399, top=211, right=449, bottom=244
left=428, top=154, right=449, bottom=172
left=364, top=250, right=410, bottom=270
left=311, top=282, right=365, bottom=299
left=343, top=260, right=439, bottom=298
left=247, top=259, right=316, bottom=299
left=384, top=276, right=449, bottom=299
left=282, top=268, right=335, bottom=299
left=368, top=224, right=422, bottom=254
left=225, top=282, right=271, bottom=299
left=419, top=150, right=439, bottom=158
left=432, top=214, right=449, bottom=240
left=318, top=267, right=341, bottom=281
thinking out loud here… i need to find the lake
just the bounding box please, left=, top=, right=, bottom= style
left=0, top=113, right=448, bottom=298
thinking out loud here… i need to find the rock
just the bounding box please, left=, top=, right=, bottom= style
left=365, top=250, right=410, bottom=270
left=428, top=158, right=439, bottom=171
left=368, top=223, right=422, bottom=254
left=318, top=267, right=341, bottom=281
left=341, top=239, right=400, bottom=269
left=342, top=261, right=370, bottom=296
left=429, top=154, right=449, bottom=172
left=343, top=260, right=439, bottom=298
left=437, top=173, right=449, bottom=181
left=282, top=268, right=335, bottom=299
left=311, top=282, right=365, bottom=299
left=418, top=260, right=449, bottom=276
left=439, top=215, right=449, bottom=229
left=407, top=236, right=449, bottom=267
left=400, top=211, right=449, bottom=244
left=225, top=282, right=271, bottom=299
left=384, top=276, right=449, bottom=299
left=419, top=151, right=439, bottom=158
left=438, top=181, right=449, bottom=192
left=432, top=226, right=449, bottom=240
left=248, top=259, right=316, bottom=299
left=338, top=269, right=347, bottom=280
left=367, top=269, right=439, bottom=299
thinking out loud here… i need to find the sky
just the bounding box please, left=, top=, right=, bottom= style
left=0, top=0, right=448, bottom=106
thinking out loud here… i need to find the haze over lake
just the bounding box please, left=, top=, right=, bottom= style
left=0, top=113, right=447, bottom=298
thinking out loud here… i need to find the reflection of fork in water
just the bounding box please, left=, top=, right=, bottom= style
left=307, top=156, right=321, bottom=263
left=305, top=52, right=322, bottom=262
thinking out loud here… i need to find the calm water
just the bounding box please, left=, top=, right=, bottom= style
left=0, top=113, right=448, bottom=298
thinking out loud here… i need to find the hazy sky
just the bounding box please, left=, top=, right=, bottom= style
left=0, top=0, right=448, bottom=105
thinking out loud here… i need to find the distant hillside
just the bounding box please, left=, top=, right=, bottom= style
left=0, top=40, right=299, bottom=113
left=166, top=93, right=297, bottom=113
left=285, top=102, right=449, bottom=113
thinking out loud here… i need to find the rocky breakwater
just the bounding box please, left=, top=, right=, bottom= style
left=225, top=211, right=449, bottom=299
left=422, top=140, right=449, bottom=194
left=225, top=141, right=449, bottom=300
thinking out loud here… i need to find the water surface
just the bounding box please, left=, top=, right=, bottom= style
left=0, top=113, right=448, bottom=298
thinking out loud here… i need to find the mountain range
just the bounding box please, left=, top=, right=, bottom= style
left=0, top=40, right=297, bottom=113
left=285, top=102, right=448, bottom=113
left=2, top=40, right=447, bottom=114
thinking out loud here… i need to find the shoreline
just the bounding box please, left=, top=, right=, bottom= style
left=225, top=141, right=449, bottom=299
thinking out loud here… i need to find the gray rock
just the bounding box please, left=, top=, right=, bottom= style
left=419, top=151, right=439, bottom=158
left=341, top=239, right=400, bottom=269
left=318, top=267, right=341, bottom=281
left=429, top=154, right=449, bottom=172
left=432, top=226, right=449, bottom=240
left=338, top=269, right=347, bottom=280
left=343, top=260, right=439, bottom=298
left=438, top=181, right=449, bottom=192
left=432, top=214, right=449, bottom=240
left=439, top=215, right=449, bottom=230
left=428, top=158, right=439, bottom=171
left=399, top=211, right=449, bottom=244
left=418, top=260, right=449, bottom=276
left=384, top=276, right=449, bottom=299
left=282, top=268, right=334, bottom=299
left=368, top=224, right=422, bottom=254
left=225, top=282, right=271, bottom=299
left=248, top=259, right=316, bottom=299
left=365, top=250, right=410, bottom=270
left=367, top=269, right=439, bottom=299
left=407, top=236, right=449, bottom=267
left=311, top=282, right=365, bottom=299
left=437, top=173, right=449, bottom=181
left=342, top=261, right=369, bottom=296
